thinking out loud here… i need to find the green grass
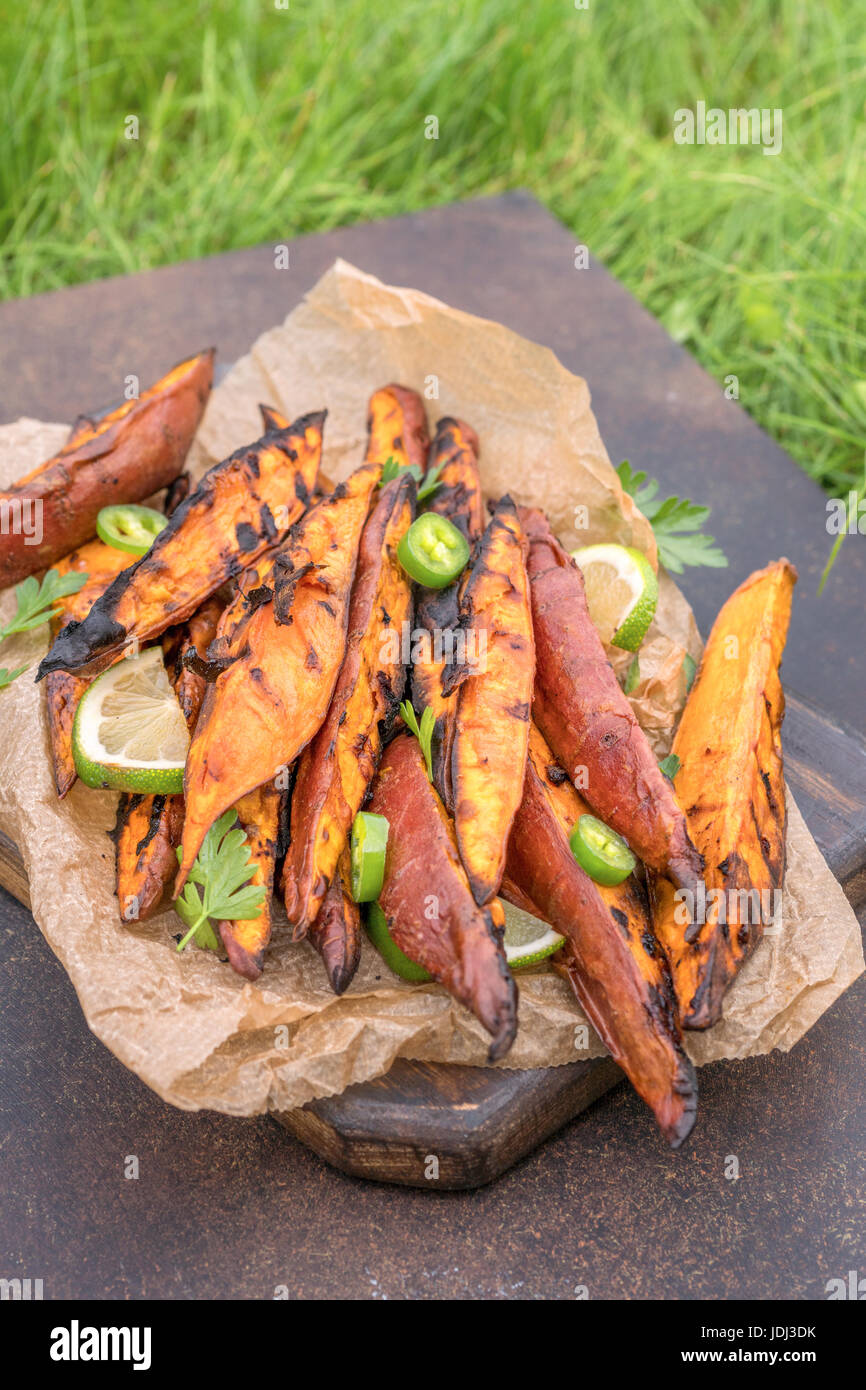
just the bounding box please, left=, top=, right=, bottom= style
left=1, top=0, right=864, bottom=494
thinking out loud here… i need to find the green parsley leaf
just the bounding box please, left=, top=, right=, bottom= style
left=175, top=810, right=266, bottom=953
left=400, top=699, right=435, bottom=782
left=0, top=664, right=28, bottom=690
left=658, top=753, right=681, bottom=781
left=617, top=461, right=728, bottom=574
left=380, top=456, right=444, bottom=504
left=0, top=567, right=89, bottom=640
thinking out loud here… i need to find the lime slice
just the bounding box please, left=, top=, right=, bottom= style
left=72, top=646, right=189, bottom=793
left=502, top=901, right=564, bottom=970
left=572, top=543, right=658, bottom=651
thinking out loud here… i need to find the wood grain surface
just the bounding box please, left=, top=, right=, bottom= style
left=1, top=195, right=864, bottom=1297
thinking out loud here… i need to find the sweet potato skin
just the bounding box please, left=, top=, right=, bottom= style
left=37, top=408, right=325, bottom=680
left=653, top=559, right=797, bottom=1029
left=45, top=539, right=135, bottom=796
left=523, top=507, right=703, bottom=896
left=504, top=723, right=697, bottom=1147
left=307, top=852, right=362, bottom=995
left=449, top=497, right=534, bottom=905
left=282, top=473, right=415, bottom=935
left=177, top=461, right=381, bottom=892
left=114, top=597, right=222, bottom=922
left=218, top=783, right=284, bottom=979
left=368, top=731, right=517, bottom=1061
left=411, top=417, right=483, bottom=805
left=1, top=350, right=213, bottom=588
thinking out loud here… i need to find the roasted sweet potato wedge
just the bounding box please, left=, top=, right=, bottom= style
left=504, top=723, right=697, bottom=1147
left=367, top=730, right=517, bottom=1062
left=1, top=350, right=213, bottom=589
left=219, top=783, right=284, bottom=979
left=176, top=460, right=381, bottom=892
left=652, top=559, right=797, bottom=1029
left=45, top=539, right=135, bottom=797
left=411, top=417, right=483, bottom=805
left=37, top=408, right=325, bottom=680
left=365, top=384, right=430, bottom=473
left=282, top=473, right=415, bottom=935
left=307, top=851, right=362, bottom=995
left=523, top=507, right=703, bottom=896
left=448, top=497, right=534, bottom=905
left=113, top=793, right=187, bottom=924
left=114, top=597, right=222, bottom=922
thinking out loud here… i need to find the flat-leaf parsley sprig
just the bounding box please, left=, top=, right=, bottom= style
left=0, top=568, right=89, bottom=639
left=0, top=567, right=90, bottom=691
left=617, top=461, right=728, bottom=574
left=175, top=810, right=266, bottom=953
left=381, top=455, right=444, bottom=503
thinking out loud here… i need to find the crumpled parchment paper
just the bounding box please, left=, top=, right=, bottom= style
left=0, top=259, right=862, bottom=1115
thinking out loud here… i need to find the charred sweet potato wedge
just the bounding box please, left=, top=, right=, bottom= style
left=113, top=793, right=187, bottom=924
left=114, top=597, right=222, bottom=922
left=282, top=473, right=415, bottom=935
left=652, top=559, right=797, bottom=1029
left=219, top=783, right=284, bottom=979
left=307, top=851, right=362, bottom=996
left=45, top=539, right=135, bottom=796
left=504, top=723, right=697, bottom=1147
left=365, top=384, right=430, bottom=473
left=176, top=460, right=381, bottom=891
left=448, top=497, right=534, bottom=905
left=411, top=417, right=484, bottom=805
left=367, top=731, right=517, bottom=1062
left=37, top=408, right=325, bottom=680
left=1, top=350, right=213, bottom=589
left=523, top=507, right=703, bottom=896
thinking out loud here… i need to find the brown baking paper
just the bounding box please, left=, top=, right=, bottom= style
left=0, top=260, right=862, bottom=1115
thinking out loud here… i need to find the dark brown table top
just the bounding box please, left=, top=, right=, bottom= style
left=1, top=193, right=864, bottom=1300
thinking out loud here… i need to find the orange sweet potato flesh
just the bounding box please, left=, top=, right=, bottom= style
left=652, top=559, right=796, bottom=1030
left=364, top=384, right=430, bottom=472
left=449, top=497, right=534, bottom=905
left=282, top=473, right=415, bottom=936
left=45, top=539, right=135, bottom=796
left=37, top=407, right=325, bottom=680
left=1, top=350, right=213, bottom=589
left=114, top=597, right=222, bottom=922
left=523, top=507, right=703, bottom=896
left=219, top=783, right=285, bottom=979
left=176, top=460, right=381, bottom=893
left=307, top=852, right=362, bottom=996
left=367, top=731, right=517, bottom=1062
left=411, top=417, right=483, bottom=806
left=504, top=723, right=697, bottom=1147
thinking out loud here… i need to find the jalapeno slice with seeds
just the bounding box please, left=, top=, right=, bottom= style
left=569, top=813, right=636, bottom=886
left=397, top=513, right=470, bottom=589
left=350, top=811, right=390, bottom=902
left=96, top=504, right=167, bottom=556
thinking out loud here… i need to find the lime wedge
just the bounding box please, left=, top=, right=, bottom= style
left=364, top=903, right=432, bottom=982
left=502, top=901, right=565, bottom=970
left=72, top=646, right=189, bottom=793
left=572, top=543, right=658, bottom=651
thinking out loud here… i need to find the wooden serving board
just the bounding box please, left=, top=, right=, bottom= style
left=2, top=688, right=865, bottom=1189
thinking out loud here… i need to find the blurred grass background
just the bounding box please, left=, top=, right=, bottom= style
left=1, top=0, right=864, bottom=494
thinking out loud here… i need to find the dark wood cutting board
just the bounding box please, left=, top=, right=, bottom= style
left=1, top=688, right=864, bottom=1188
